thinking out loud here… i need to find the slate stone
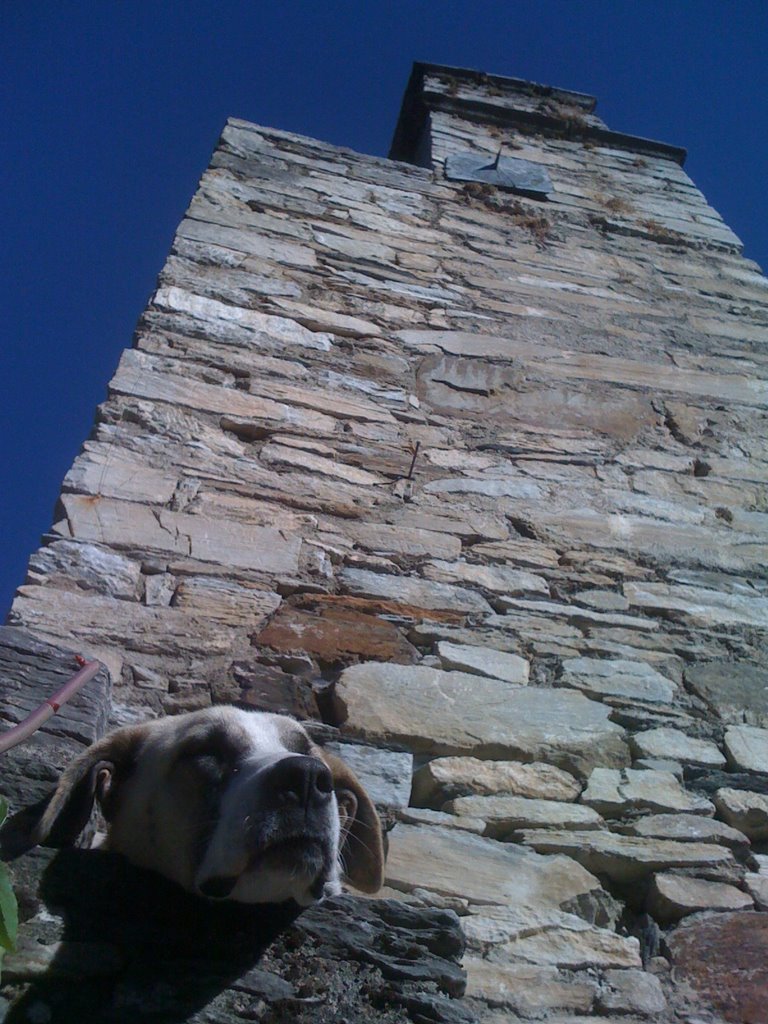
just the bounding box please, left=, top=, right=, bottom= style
left=714, top=787, right=768, bottom=841
left=211, top=661, right=320, bottom=720
left=444, top=795, right=603, bottom=838
left=435, top=641, right=530, bottom=685
left=597, top=969, right=667, bottom=1016
left=335, top=662, right=629, bottom=776
left=411, top=756, right=582, bottom=806
left=723, top=724, right=768, bottom=775
left=385, top=823, right=606, bottom=910
left=648, top=873, right=752, bottom=922
left=630, top=727, right=725, bottom=768
left=559, top=657, right=676, bottom=704
left=685, top=661, right=768, bottom=728
left=580, top=768, right=714, bottom=817
left=519, top=830, right=735, bottom=883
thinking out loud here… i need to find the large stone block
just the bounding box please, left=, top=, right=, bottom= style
left=335, top=662, right=629, bottom=776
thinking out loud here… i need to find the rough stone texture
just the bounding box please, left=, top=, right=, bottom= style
left=714, top=787, right=768, bottom=841
left=648, top=872, right=753, bottom=921
left=622, top=813, right=750, bottom=851
left=667, top=911, right=768, bottom=1024
left=385, top=824, right=606, bottom=910
left=723, top=724, right=768, bottom=775
left=435, top=641, right=530, bottom=685
left=559, top=658, right=677, bottom=704
left=630, top=727, right=726, bottom=767
left=580, top=768, right=715, bottom=817
left=597, top=969, right=667, bottom=1016
left=412, top=757, right=582, bottom=806
left=518, top=830, right=735, bottom=883
left=685, top=661, right=768, bottom=728
left=335, top=662, right=630, bottom=776
left=4, top=62, right=767, bottom=1023
left=444, top=795, right=604, bottom=838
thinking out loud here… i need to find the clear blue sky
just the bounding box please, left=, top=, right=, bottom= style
left=1, top=1, right=766, bottom=620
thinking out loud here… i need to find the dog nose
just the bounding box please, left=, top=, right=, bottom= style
left=265, top=755, right=333, bottom=811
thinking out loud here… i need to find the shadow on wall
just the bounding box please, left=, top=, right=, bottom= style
left=6, top=847, right=302, bottom=1024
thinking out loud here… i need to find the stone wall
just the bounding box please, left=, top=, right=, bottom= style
left=3, top=62, right=768, bottom=1022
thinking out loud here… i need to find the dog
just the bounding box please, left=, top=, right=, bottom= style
left=27, top=706, right=384, bottom=906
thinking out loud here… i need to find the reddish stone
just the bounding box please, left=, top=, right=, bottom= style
left=667, top=910, right=768, bottom=1023
left=253, top=597, right=419, bottom=665
left=294, top=593, right=467, bottom=625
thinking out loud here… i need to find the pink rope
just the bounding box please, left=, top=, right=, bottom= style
left=0, top=658, right=102, bottom=754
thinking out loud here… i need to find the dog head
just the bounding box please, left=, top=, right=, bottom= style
left=30, top=706, right=384, bottom=906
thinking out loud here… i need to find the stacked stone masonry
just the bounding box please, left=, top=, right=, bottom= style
left=3, top=63, right=768, bottom=1022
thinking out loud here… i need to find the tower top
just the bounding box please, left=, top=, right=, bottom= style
left=390, top=62, right=686, bottom=166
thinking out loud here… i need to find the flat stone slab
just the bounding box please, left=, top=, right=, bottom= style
left=580, top=768, right=715, bottom=817
left=339, top=568, right=493, bottom=615
left=518, top=830, right=735, bottom=882
left=435, top=640, right=530, bottom=684
left=462, top=958, right=596, bottom=1016
left=724, top=725, right=768, bottom=775
left=648, top=873, right=753, bottom=922
left=444, top=795, right=603, bottom=838
left=597, top=969, right=667, bottom=1017
left=335, top=662, right=629, bottom=776
left=630, top=727, right=726, bottom=767
left=685, top=661, right=768, bottom=729
left=667, top=911, right=768, bottom=1024
left=462, top=905, right=639, bottom=969
left=714, top=787, right=768, bottom=841
left=411, top=756, right=582, bottom=806
left=559, top=657, right=676, bottom=704
left=385, top=824, right=605, bottom=910
left=423, top=559, right=549, bottom=596
left=623, top=813, right=750, bottom=850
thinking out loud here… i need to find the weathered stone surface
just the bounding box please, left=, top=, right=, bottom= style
left=422, top=559, right=549, bottom=596
left=624, top=580, right=768, bottom=628
left=28, top=540, right=142, bottom=600
left=385, top=824, right=605, bottom=910
left=744, top=871, right=768, bottom=910
left=623, top=813, right=750, bottom=850
left=435, top=640, right=530, bottom=684
left=685, top=661, right=768, bottom=728
left=445, top=795, right=603, bottom=837
left=347, top=523, right=462, bottom=560
left=172, top=576, right=282, bottom=625
left=519, top=830, right=735, bottom=882
left=323, top=741, right=413, bottom=810
left=61, top=494, right=303, bottom=574
left=559, top=657, right=676, bottom=704
left=580, top=768, right=715, bottom=817
left=724, top=724, right=768, bottom=775
left=462, top=958, right=596, bottom=1015
left=597, top=969, right=667, bottom=1016
left=399, top=807, right=486, bottom=834
left=211, top=661, right=319, bottom=720
left=411, top=756, right=582, bottom=806
left=339, top=568, right=494, bottom=614
left=630, top=727, right=726, bottom=767
left=714, top=787, right=768, bottom=840
left=648, top=872, right=753, bottom=921
left=335, top=662, right=629, bottom=775
left=253, top=598, right=417, bottom=664
left=667, top=911, right=768, bottom=1024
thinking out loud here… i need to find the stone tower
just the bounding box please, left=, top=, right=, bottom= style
left=2, top=63, right=767, bottom=1022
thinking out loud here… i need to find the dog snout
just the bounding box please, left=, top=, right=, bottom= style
left=264, top=755, right=333, bottom=812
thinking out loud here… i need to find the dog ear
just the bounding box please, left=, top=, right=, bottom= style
left=321, top=751, right=385, bottom=894
left=31, top=724, right=147, bottom=848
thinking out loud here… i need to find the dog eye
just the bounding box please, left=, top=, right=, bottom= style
left=175, top=726, right=244, bottom=771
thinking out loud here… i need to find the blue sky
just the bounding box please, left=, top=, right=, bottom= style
left=1, top=1, right=766, bottom=619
